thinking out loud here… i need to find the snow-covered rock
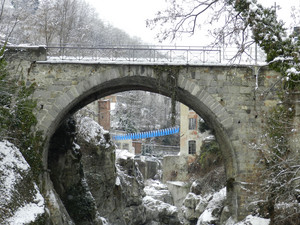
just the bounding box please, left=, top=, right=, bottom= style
left=116, top=148, right=135, bottom=160
left=196, top=187, right=226, bottom=225
left=77, top=114, right=147, bottom=225
left=135, top=156, right=162, bottom=180
left=143, top=196, right=181, bottom=225
left=225, top=215, right=270, bottom=225
left=182, top=192, right=207, bottom=221
left=0, top=140, right=45, bottom=224
left=144, top=179, right=174, bottom=204
left=76, top=115, right=109, bottom=146
left=143, top=179, right=181, bottom=224
left=6, top=184, right=45, bottom=224
left=184, top=193, right=202, bottom=209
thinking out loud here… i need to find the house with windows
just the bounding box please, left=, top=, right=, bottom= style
left=162, top=103, right=209, bottom=183
left=179, top=104, right=203, bottom=156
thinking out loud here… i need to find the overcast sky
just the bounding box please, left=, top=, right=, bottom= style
left=87, top=0, right=300, bottom=45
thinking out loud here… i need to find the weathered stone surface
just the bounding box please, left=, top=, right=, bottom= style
left=79, top=137, right=118, bottom=223
left=144, top=179, right=174, bottom=205
left=143, top=196, right=181, bottom=225
left=135, top=156, right=162, bottom=180
left=181, top=192, right=209, bottom=223
left=166, top=181, right=190, bottom=209
left=163, top=156, right=191, bottom=183
left=184, top=193, right=201, bottom=209
left=80, top=140, right=147, bottom=225
left=48, top=117, right=100, bottom=225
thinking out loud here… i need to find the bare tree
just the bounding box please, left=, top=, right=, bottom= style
left=147, top=0, right=293, bottom=63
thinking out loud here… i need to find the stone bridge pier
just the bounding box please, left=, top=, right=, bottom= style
left=5, top=47, right=283, bottom=222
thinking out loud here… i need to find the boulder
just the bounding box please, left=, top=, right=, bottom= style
left=182, top=193, right=204, bottom=221
left=143, top=196, right=181, bottom=225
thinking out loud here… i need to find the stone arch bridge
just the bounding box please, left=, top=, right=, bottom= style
left=5, top=46, right=284, bottom=221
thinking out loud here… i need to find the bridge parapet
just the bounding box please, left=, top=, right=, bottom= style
left=5, top=45, right=47, bottom=61
left=4, top=44, right=265, bottom=65
left=45, top=45, right=221, bottom=64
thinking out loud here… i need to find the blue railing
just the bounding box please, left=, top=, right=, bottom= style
left=112, top=126, right=180, bottom=141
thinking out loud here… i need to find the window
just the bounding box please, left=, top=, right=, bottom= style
left=188, top=140, right=196, bottom=154
left=189, top=118, right=196, bottom=130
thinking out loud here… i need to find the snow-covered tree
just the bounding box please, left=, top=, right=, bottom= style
left=111, top=91, right=180, bottom=135
left=0, top=0, right=143, bottom=47
left=148, top=0, right=300, bottom=67
left=149, top=0, right=300, bottom=222
left=0, top=0, right=39, bottom=43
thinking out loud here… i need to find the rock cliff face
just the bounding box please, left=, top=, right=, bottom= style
left=48, top=117, right=104, bottom=225
left=79, top=138, right=147, bottom=225
left=76, top=115, right=147, bottom=225
left=76, top=115, right=183, bottom=225
left=46, top=115, right=182, bottom=225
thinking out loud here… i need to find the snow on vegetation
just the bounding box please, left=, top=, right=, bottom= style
left=6, top=184, right=45, bottom=224
left=0, top=140, right=45, bottom=224
left=0, top=140, right=29, bottom=203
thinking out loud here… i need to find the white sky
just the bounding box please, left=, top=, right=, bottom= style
left=87, top=0, right=164, bottom=44
left=87, top=0, right=300, bottom=45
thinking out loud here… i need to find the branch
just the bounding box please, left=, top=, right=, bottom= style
left=0, top=0, right=5, bottom=23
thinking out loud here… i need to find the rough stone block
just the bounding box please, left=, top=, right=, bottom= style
left=240, top=87, right=252, bottom=94
left=66, top=86, right=80, bottom=100
left=54, top=94, right=71, bottom=110
left=191, top=84, right=201, bottom=96
left=221, top=117, right=234, bottom=130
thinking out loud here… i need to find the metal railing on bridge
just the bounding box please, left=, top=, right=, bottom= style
left=46, top=45, right=222, bottom=64
left=44, top=44, right=265, bottom=65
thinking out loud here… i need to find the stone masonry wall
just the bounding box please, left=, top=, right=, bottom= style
left=4, top=47, right=288, bottom=221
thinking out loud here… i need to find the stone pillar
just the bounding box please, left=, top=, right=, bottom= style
left=5, top=46, right=47, bottom=61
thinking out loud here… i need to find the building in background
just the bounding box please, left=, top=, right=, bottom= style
left=98, top=96, right=117, bottom=131
left=179, top=104, right=205, bottom=156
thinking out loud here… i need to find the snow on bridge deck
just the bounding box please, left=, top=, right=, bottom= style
left=11, top=44, right=264, bottom=65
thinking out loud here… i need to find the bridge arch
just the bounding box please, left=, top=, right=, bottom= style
left=38, top=64, right=239, bottom=219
